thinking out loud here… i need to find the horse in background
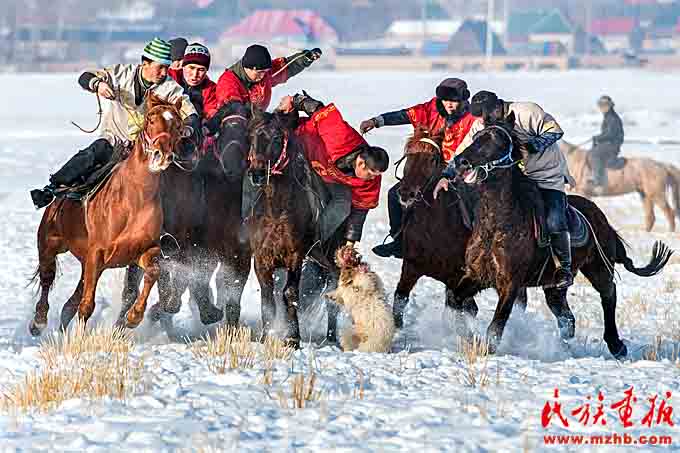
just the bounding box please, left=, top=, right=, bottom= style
left=30, top=94, right=184, bottom=335
left=561, top=140, right=680, bottom=232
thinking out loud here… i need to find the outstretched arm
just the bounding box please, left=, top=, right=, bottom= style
left=271, top=48, right=322, bottom=87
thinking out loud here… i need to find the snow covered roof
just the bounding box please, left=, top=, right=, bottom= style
left=386, top=20, right=462, bottom=38
left=223, top=9, right=338, bottom=43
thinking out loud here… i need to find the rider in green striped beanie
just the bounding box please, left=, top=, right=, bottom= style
left=142, top=37, right=173, bottom=66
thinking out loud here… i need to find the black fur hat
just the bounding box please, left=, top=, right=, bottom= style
left=436, top=78, right=470, bottom=102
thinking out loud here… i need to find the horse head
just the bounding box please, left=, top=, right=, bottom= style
left=141, top=93, right=183, bottom=173
left=246, top=108, right=292, bottom=186
left=453, top=111, right=521, bottom=185
left=398, top=127, right=444, bottom=208
left=215, top=101, right=251, bottom=180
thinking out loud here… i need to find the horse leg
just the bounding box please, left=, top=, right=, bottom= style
left=78, top=250, right=104, bottom=325
left=254, top=260, right=276, bottom=336
left=29, top=241, right=60, bottom=337
left=445, top=286, right=478, bottom=340
left=542, top=287, right=575, bottom=341
left=220, top=249, right=251, bottom=326
left=393, top=261, right=420, bottom=329
left=148, top=262, right=187, bottom=322
left=190, top=255, right=223, bottom=325
left=282, top=268, right=302, bottom=349
left=486, top=284, right=520, bottom=354
left=126, top=246, right=162, bottom=329
left=640, top=192, right=655, bottom=232
left=580, top=263, right=627, bottom=359
left=654, top=193, right=676, bottom=233
left=515, top=287, right=528, bottom=313
left=60, top=274, right=83, bottom=330
left=115, top=264, right=143, bottom=327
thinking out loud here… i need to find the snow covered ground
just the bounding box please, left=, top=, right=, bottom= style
left=1, top=70, right=680, bottom=451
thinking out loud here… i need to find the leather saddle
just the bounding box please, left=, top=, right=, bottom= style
left=535, top=205, right=590, bottom=249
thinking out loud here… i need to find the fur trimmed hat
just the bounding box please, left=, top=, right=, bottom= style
left=435, top=78, right=470, bottom=102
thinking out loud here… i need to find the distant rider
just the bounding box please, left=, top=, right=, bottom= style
left=590, top=95, right=624, bottom=194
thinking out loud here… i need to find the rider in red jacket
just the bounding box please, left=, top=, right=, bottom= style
left=278, top=93, right=389, bottom=244
left=216, top=45, right=322, bottom=111
left=359, top=78, right=477, bottom=258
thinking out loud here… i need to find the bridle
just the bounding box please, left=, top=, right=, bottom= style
left=460, top=124, right=519, bottom=184
left=396, top=137, right=445, bottom=207
left=140, top=105, right=182, bottom=159
left=247, top=121, right=290, bottom=186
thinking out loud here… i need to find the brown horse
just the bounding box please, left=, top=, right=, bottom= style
left=245, top=110, right=344, bottom=348
left=451, top=115, right=673, bottom=358
left=117, top=102, right=252, bottom=333
left=395, top=128, right=530, bottom=334
left=561, top=141, right=680, bottom=232
left=29, top=94, right=184, bottom=335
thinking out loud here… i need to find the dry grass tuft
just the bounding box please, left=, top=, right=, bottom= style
left=0, top=322, right=146, bottom=413
left=456, top=335, right=490, bottom=388
left=190, top=325, right=294, bottom=373
left=664, top=278, right=680, bottom=294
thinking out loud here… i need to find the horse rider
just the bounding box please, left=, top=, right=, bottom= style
left=359, top=78, right=477, bottom=258
left=216, top=44, right=322, bottom=111
left=590, top=95, right=624, bottom=194
left=435, top=90, right=576, bottom=289
left=30, top=38, right=200, bottom=209
left=277, top=92, right=390, bottom=245
left=168, top=42, right=218, bottom=122
left=169, top=37, right=188, bottom=70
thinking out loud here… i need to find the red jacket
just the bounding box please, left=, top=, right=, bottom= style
left=296, top=104, right=382, bottom=210
left=168, top=68, right=218, bottom=119
left=406, top=97, right=477, bottom=161
left=215, top=58, right=291, bottom=111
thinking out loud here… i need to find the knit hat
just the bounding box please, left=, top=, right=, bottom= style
left=142, top=38, right=173, bottom=66
left=598, top=95, right=614, bottom=107
left=183, top=43, right=211, bottom=70
left=169, top=37, right=188, bottom=62
left=436, top=78, right=470, bottom=102
left=242, top=45, right=272, bottom=70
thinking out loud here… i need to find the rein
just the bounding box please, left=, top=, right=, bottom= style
left=248, top=125, right=290, bottom=186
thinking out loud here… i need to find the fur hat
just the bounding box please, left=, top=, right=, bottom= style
left=169, top=37, right=188, bottom=62
left=183, top=43, right=211, bottom=70
left=470, top=90, right=500, bottom=117
left=436, top=78, right=470, bottom=102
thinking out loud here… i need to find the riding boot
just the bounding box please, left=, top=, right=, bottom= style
left=551, top=231, right=574, bottom=289
left=372, top=183, right=404, bottom=259
left=292, top=91, right=324, bottom=116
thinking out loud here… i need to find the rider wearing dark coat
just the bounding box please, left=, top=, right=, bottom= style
left=591, top=95, right=624, bottom=192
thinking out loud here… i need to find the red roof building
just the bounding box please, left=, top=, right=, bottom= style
left=223, top=10, right=338, bottom=43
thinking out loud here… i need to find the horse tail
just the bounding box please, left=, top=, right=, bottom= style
left=615, top=234, right=673, bottom=277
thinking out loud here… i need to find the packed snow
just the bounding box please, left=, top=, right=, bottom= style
left=0, top=70, right=679, bottom=452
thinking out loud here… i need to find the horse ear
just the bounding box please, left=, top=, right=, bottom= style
left=146, top=92, right=161, bottom=111
left=175, top=99, right=183, bottom=113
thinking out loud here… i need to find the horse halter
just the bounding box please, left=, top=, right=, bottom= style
left=396, top=136, right=444, bottom=207
left=462, top=124, right=518, bottom=184
left=248, top=124, right=290, bottom=186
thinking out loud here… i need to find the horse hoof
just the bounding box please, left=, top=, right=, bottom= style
left=126, top=311, right=143, bottom=329
left=393, top=313, right=404, bottom=329
left=199, top=305, right=224, bottom=326
left=285, top=337, right=301, bottom=350
left=610, top=342, right=628, bottom=360
left=29, top=319, right=46, bottom=337
left=147, top=303, right=165, bottom=323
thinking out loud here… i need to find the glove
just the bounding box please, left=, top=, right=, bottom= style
left=292, top=90, right=324, bottom=116
left=360, top=118, right=377, bottom=134
left=304, top=48, right=323, bottom=63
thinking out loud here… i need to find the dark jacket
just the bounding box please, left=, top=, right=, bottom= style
left=594, top=109, right=624, bottom=146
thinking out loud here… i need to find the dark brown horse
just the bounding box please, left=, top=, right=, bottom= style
left=116, top=102, right=252, bottom=332
left=245, top=110, right=344, bottom=348
left=394, top=128, right=527, bottom=334
left=30, top=94, right=185, bottom=335
left=451, top=113, right=673, bottom=358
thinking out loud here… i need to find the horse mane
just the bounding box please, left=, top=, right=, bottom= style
left=404, top=127, right=444, bottom=154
